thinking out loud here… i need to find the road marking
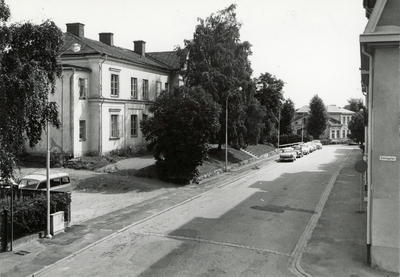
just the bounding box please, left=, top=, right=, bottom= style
left=288, top=149, right=352, bottom=277
left=136, top=231, right=291, bottom=257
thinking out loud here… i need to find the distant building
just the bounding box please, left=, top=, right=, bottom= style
left=293, top=105, right=354, bottom=142
left=25, top=23, right=182, bottom=157
left=360, top=0, right=399, bottom=273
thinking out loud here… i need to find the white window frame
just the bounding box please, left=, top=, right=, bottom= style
left=79, top=120, right=86, bottom=141
left=131, top=77, right=138, bottom=99
left=79, top=78, right=88, bottom=99
left=131, top=114, right=138, bottom=137
left=109, top=112, right=122, bottom=139
left=111, top=74, right=119, bottom=97
left=142, top=79, right=149, bottom=100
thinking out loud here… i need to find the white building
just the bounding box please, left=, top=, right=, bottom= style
left=26, top=23, right=181, bottom=157
left=293, top=105, right=354, bottom=142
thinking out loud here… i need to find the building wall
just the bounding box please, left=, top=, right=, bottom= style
left=370, top=47, right=400, bottom=272
left=25, top=56, right=177, bottom=157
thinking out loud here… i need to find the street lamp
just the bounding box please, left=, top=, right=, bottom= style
left=46, top=42, right=81, bottom=238
left=225, top=87, right=242, bottom=171
left=277, top=99, right=284, bottom=149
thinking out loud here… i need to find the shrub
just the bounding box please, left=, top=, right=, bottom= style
left=0, top=192, right=71, bottom=242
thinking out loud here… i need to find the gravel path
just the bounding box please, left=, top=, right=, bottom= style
left=14, top=156, right=179, bottom=225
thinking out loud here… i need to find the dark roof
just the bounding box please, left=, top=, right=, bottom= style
left=61, top=33, right=180, bottom=72
left=147, top=51, right=181, bottom=70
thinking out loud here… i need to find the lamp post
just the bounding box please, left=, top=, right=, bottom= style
left=225, top=87, right=242, bottom=171
left=46, top=42, right=81, bottom=238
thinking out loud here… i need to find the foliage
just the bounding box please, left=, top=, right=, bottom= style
left=177, top=4, right=253, bottom=148
left=306, top=95, right=328, bottom=139
left=1, top=192, right=70, bottom=241
left=244, top=97, right=266, bottom=145
left=345, top=98, right=365, bottom=113
left=254, top=73, right=285, bottom=141
left=280, top=99, right=295, bottom=135
left=0, top=3, right=64, bottom=179
left=140, top=86, right=221, bottom=184
left=348, top=111, right=365, bottom=144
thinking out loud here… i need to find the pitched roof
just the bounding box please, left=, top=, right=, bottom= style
left=146, top=51, right=181, bottom=70
left=61, top=33, right=180, bottom=71
left=296, top=105, right=354, bottom=114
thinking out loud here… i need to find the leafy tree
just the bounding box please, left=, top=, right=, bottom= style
left=140, top=86, right=221, bottom=184
left=0, top=2, right=63, bottom=178
left=348, top=111, right=365, bottom=144
left=244, top=96, right=266, bottom=145
left=306, top=95, right=328, bottom=139
left=254, top=73, right=285, bottom=141
left=345, top=98, right=365, bottom=112
left=280, top=98, right=295, bottom=135
left=177, top=4, right=253, bottom=149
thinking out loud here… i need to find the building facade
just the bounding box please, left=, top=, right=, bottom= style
left=26, top=23, right=181, bottom=157
left=360, top=0, right=399, bottom=273
left=293, top=105, right=354, bottom=142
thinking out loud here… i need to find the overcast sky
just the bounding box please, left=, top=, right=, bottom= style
left=6, top=0, right=368, bottom=109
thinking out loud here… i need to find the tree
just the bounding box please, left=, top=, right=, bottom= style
left=140, top=86, right=221, bottom=184
left=306, top=95, right=328, bottom=139
left=345, top=98, right=364, bottom=113
left=244, top=96, right=266, bottom=145
left=280, top=98, right=295, bottom=135
left=254, top=73, right=285, bottom=141
left=177, top=4, right=253, bottom=149
left=0, top=2, right=63, bottom=178
left=348, top=111, right=365, bottom=144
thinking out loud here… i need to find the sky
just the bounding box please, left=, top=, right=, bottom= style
left=6, top=0, right=368, bottom=109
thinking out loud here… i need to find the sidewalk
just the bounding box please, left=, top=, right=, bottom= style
left=301, top=148, right=398, bottom=277
left=0, top=147, right=398, bottom=277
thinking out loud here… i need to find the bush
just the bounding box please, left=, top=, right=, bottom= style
left=1, top=192, right=71, bottom=242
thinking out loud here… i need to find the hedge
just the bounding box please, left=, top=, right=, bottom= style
left=0, top=192, right=71, bottom=244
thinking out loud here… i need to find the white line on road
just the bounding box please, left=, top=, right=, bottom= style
left=136, top=231, right=291, bottom=257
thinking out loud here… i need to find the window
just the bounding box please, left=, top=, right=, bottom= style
left=111, top=74, right=119, bottom=96
left=156, top=81, right=162, bottom=97
left=331, top=130, right=335, bottom=138
left=79, top=120, right=86, bottom=141
left=79, top=78, right=88, bottom=99
left=110, top=114, right=120, bottom=138
left=142, top=79, right=149, bottom=100
left=143, top=114, right=148, bottom=121
left=165, top=83, right=169, bottom=92
left=131, top=114, right=138, bottom=137
left=131, top=78, right=138, bottom=99
left=343, top=130, right=346, bottom=138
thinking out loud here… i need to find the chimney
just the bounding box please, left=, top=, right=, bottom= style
left=66, top=23, right=85, bottom=38
left=99, top=33, right=114, bottom=46
left=134, top=40, right=146, bottom=56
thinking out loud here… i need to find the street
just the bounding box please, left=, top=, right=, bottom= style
left=37, top=145, right=351, bottom=277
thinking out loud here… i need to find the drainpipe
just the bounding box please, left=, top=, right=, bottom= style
left=99, top=55, right=107, bottom=156
left=361, top=45, right=373, bottom=264
left=70, top=69, right=76, bottom=158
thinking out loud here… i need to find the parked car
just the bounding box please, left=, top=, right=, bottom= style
left=17, top=172, right=72, bottom=192
left=293, top=145, right=304, bottom=158
left=280, top=147, right=297, bottom=162
left=307, top=142, right=316, bottom=152
left=313, top=140, right=323, bottom=149
left=299, top=143, right=310, bottom=155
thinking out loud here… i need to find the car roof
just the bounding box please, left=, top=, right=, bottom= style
left=21, top=172, right=69, bottom=182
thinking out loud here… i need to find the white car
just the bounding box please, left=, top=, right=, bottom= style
left=280, top=147, right=297, bottom=162
left=313, top=140, right=323, bottom=149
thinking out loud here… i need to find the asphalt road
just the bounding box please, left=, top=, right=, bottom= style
left=37, top=145, right=350, bottom=277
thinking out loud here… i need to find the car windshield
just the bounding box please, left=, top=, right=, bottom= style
left=282, top=149, right=293, bottom=153
left=19, top=179, right=39, bottom=189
